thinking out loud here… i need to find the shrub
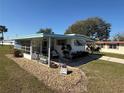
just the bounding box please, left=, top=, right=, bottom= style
left=50, top=62, right=58, bottom=68
left=14, top=49, right=23, bottom=57
left=81, top=51, right=89, bottom=57
left=71, top=52, right=77, bottom=59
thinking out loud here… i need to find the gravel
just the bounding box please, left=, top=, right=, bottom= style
left=6, top=54, right=88, bottom=93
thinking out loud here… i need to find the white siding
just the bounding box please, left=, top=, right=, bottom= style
left=100, top=44, right=124, bottom=54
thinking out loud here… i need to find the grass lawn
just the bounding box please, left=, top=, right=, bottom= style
left=80, top=59, right=124, bottom=93
left=0, top=45, right=56, bottom=93
left=1, top=45, right=124, bottom=93
left=101, top=52, right=124, bottom=59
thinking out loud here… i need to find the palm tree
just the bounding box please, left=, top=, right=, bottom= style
left=0, top=25, right=8, bottom=45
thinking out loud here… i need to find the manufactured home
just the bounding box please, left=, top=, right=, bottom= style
left=14, top=33, right=92, bottom=66
left=96, top=41, right=124, bottom=54
left=0, top=40, right=14, bottom=45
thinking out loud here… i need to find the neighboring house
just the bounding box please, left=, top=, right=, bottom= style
left=96, top=41, right=124, bottom=54
left=14, top=33, right=92, bottom=66
left=0, top=40, right=14, bottom=45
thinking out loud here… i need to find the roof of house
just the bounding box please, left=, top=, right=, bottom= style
left=96, top=41, right=124, bottom=44
left=13, top=33, right=93, bottom=41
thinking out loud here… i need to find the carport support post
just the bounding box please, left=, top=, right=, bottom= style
left=30, top=40, right=32, bottom=59
left=48, top=37, right=51, bottom=67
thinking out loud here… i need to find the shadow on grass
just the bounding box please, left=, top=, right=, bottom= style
left=58, top=53, right=103, bottom=67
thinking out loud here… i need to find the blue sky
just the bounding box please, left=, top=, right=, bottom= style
left=0, top=0, right=124, bottom=39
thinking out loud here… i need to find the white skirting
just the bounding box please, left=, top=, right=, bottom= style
left=23, top=53, right=32, bottom=60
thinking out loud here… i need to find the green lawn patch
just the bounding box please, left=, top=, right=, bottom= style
left=0, top=45, right=56, bottom=93
left=101, top=52, right=124, bottom=59
left=80, top=60, right=124, bottom=93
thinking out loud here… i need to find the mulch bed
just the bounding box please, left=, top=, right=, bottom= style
left=6, top=54, right=88, bottom=93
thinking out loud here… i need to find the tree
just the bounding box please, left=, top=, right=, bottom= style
left=37, top=28, right=53, bottom=34
left=65, top=17, right=111, bottom=41
left=0, top=25, right=8, bottom=45
left=113, top=33, right=124, bottom=41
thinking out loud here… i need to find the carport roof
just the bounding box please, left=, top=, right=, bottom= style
left=13, top=33, right=93, bottom=41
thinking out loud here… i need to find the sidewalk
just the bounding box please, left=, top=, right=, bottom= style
left=99, top=56, right=124, bottom=64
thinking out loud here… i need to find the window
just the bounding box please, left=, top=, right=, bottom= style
left=109, top=44, right=118, bottom=49
left=56, top=39, right=66, bottom=45
left=74, top=40, right=82, bottom=46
